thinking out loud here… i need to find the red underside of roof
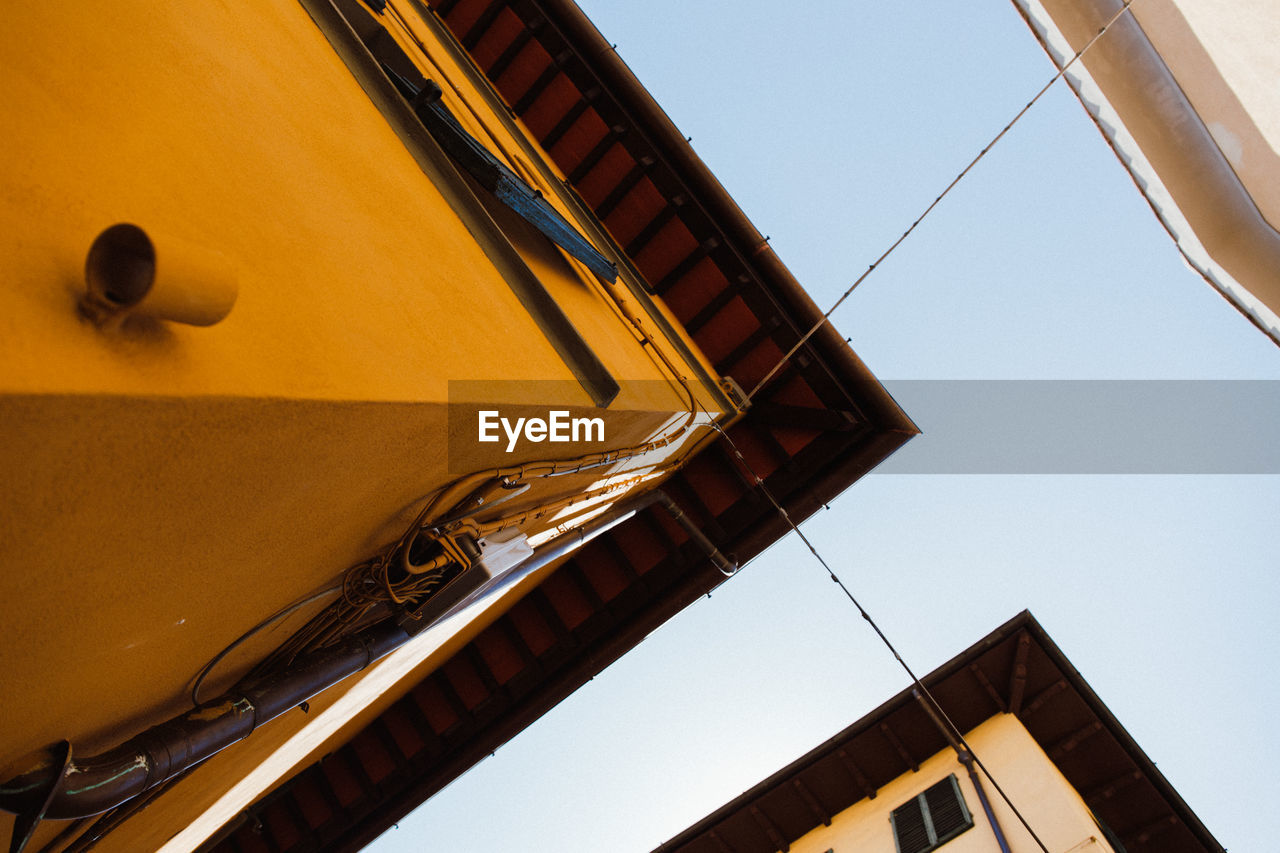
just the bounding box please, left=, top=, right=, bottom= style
left=203, top=1, right=915, bottom=850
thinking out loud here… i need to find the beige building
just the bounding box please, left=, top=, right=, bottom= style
left=1012, top=0, right=1280, bottom=345
left=656, top=613, right=1222, bottom=853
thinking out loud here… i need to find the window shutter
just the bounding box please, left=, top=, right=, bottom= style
left=890, top=775, right=974, bottom=853
left=890, top=797, right=933, bottom=853
left=923, top=776, right=972, bottom=844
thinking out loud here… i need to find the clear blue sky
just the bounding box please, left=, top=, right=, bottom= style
left=373, top=2, right=1280, bottom=850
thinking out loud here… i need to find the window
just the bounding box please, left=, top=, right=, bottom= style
left=301, top=0, right=621, bottom=406
left=335, top=0, right=617, bottom=283
left=890, top=775, right=974, bottom=853
left=401, top=76, right=618, bottom=283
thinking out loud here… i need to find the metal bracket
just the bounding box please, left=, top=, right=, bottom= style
left=6, top=740, right=72, bottom=853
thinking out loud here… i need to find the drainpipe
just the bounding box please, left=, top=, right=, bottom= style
left=647, top=490, right=736, bottom=576
left=957, top=750, right=1013, bottom=853
left=912, top=690, right=1014, bottom=853
left=0, top=489, right=731, bottom=849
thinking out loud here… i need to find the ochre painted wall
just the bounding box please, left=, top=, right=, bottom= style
left=790, top=715, right=1118, bottom=853
left=0, top=1, right=722, bottom=848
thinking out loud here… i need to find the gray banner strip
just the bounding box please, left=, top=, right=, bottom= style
left=874, top=380, right=1280, bottom=474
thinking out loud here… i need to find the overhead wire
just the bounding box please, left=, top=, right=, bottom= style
left=708, top=419, right=1053, bottom=853
left=706, top=5, right=1139, bottom=850
left=242, top=373, right=707, bottom=673
left=745, top=0, right=1137, bottom=404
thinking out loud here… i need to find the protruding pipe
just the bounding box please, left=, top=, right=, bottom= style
left=81, top=223, right=238, bottom=327
left=649, top=491, right=737, bottom=576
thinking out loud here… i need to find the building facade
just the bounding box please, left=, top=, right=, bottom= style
left=656, top=613, right=1223, bottom=853
left=1013, top=0, right=1280, bottom=344
left=0, top=1, right=914, bottom=851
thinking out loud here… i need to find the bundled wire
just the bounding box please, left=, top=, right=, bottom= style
left=207, top=461, right=659, bottom=685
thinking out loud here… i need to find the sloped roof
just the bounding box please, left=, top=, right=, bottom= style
left=655, top=612, right=1224, bottom=853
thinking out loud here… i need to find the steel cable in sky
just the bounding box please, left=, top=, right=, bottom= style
left=746, top=0, right=1137, bottom=403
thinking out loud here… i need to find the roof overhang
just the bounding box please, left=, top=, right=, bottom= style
left=174, top=1, right=918, bottom=850
left=656, top=611, right=1224, bottom=853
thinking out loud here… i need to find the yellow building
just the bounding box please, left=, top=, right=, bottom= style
left=656, top=613, right=1222, bottom=853
left=1012, top=0, right=1280, bottom=345
left=0, top=0, right=913, bottom=851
